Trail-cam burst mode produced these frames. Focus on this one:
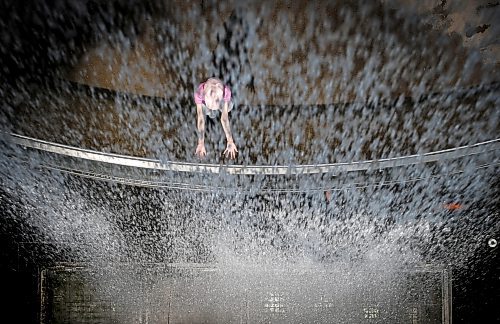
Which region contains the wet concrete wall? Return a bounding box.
[64,0,499,105]
[386,0,500,65]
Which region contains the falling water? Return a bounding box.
[0,0,498,323]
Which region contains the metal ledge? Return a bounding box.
[6,133,500,176]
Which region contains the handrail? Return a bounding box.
[6,133,500,175]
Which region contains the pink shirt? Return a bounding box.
[194,82,232,105]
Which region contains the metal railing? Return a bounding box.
[7,133,500,176]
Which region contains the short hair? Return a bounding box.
[204,78,224,96]
[204,78,224,108]
[204,79,224,109]
[207,87,223,99]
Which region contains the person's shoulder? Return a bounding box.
[195,82,205,93]
[223,85,232,102]
[194,82,206,103]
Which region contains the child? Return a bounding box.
[194,78,238,159]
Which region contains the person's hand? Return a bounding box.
[224,141,238,160]
[246,76,256,95]
[195,142,206,159]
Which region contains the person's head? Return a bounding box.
[204,78,224,110]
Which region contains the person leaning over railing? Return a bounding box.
[194,77,238,160]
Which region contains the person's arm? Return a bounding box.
[196,103,205,143]
[195,103,207,158]
[221,101,238,159]
[220,101,233,143]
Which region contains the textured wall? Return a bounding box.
[385,0,499,65]
[66,0,498,104]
